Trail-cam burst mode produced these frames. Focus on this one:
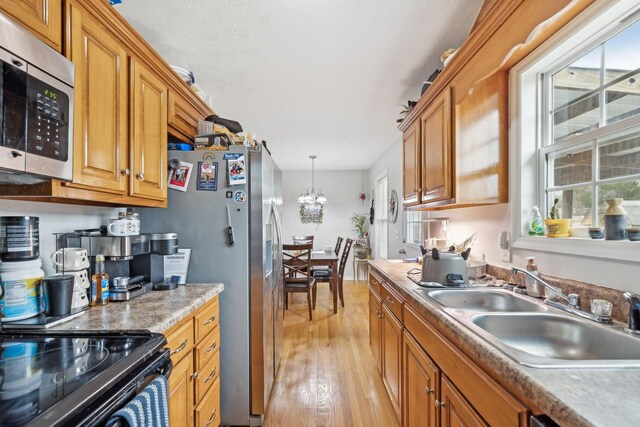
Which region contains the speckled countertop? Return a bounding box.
[369,260,640,427]
[51,283,224,334]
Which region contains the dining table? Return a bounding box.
[310,250,339,314]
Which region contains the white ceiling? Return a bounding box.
[115,0,482,171]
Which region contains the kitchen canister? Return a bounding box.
[604,198,628,240]
[0,259,45,321]
[0,216,40,261]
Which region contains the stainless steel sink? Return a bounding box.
[419,288,547,312]
[470,313,640,368]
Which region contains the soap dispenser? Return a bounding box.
[524,257,544,297]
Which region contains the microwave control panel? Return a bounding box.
[26,75,70,161]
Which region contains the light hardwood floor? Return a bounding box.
[264,280,399,427]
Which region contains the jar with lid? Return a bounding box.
[126,210,140,235]
[0,259,45,321]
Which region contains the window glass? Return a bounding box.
[598,180,640,227]
[546,188,593,227]
[599,128,640,179]
[547,146,593,187]
[604,20,640,84]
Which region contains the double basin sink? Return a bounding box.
[413,288,640,368]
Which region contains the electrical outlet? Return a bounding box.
[498,231,511,263]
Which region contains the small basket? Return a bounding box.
[466,260,487,279]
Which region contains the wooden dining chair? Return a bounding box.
[292,235,314,246]
[283,243,316,320]
[311,236,344,277]
[312,238,353,307]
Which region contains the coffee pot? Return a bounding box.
[421,247,471,285]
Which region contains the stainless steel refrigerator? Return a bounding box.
[139,145,283,426]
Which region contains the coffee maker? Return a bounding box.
[55,231,179,301]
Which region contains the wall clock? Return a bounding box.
[389,190,399,224]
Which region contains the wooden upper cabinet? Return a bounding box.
[67,1,129,195]
[455,72,508,205]
[440,376,488,427]
[421,87,453,204]
[402,119,420,204]
[168,89,207,141]
[0,0,62,51]
[129,57,168,201]
[403,330,439,427]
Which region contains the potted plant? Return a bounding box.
[544,198,571,238]
[350,213,370,259]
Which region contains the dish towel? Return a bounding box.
[107,376,169,427]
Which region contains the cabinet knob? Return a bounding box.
[136,172,145,180]
[435,400,445,408]
[191,371,200,380]
[121,168,130,176]
[425,387,434,394]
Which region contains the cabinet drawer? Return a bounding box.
[380,281,404,322]
[195,297,219,342]
[195,345,220,403]
[195,377,221,427]
[196,325,220,370]
[369,271,382,297]
[166,320,195,365]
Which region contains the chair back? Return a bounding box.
[283,243,313,282]
[292,235,314,246]
[338,238,353,278]
[334,237,344,256]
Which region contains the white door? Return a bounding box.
[375,172,388,259]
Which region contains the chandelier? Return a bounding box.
[298,155,326,224]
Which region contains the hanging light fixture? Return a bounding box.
[298,155,326,224]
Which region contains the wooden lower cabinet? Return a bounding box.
[369,268,532,427]
[164,296,221,427]
[169,354,195,427]
[403,331,439,427]
[382,303,403,420]
[369,288,383,373]
[440,376,487,427]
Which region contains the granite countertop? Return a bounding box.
[369,259,640,427]
[52,283,224,334]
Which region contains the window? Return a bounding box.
[511,0,640,261]
[542,18,640,228]
[375,173,388,259]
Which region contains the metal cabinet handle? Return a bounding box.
[435,400,445,408]
[425,387,434,394]
[204,315,216,325]
[204,367,217,384]
[121,168,130,176]
[205,409,217,426]
[170,339,188,355]
[191,371,199,380]
[136,172,145,180]
[385,296,395,305]
[205,341,218,354]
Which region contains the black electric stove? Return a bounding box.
[0,330,170,427]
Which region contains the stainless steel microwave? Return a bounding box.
[0,12,74,184]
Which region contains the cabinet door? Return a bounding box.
[382,303,403,421]
[67,2,129,194]
[169,353,195,427]
[421,88,453,203]
[0,0,62,51]
[403,331,439,427]
[129,57,168,200]
[440,376,488,427]
[402,119,420,204]
[168,89,207,141]
[369,289,383,374]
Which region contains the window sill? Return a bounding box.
[512,235,640,263]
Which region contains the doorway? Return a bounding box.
[375,172,388,259]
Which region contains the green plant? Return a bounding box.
[548,198,560,219]
[350,213,369,247]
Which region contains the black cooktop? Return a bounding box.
[0,330,166,426]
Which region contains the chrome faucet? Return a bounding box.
[624,292,640,334]
[511,267,611,324]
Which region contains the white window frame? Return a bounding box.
[510,0,640,263]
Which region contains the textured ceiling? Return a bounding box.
[116,0,482,170]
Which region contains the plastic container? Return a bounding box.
[528,206,544,236]
[524,257,544,298]
[0,216,40,261]
[0,259,45,321]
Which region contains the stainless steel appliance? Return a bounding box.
[0,12,74,184]
[55,232,179,300]
[139,145,283,426]
[0,330,170,427]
